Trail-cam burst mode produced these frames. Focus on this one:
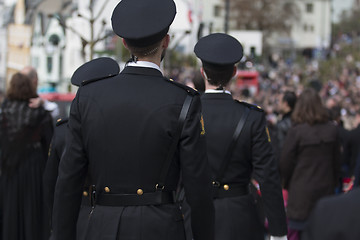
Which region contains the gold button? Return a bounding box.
[104,187,110,193]
[137,189,144,195]
[223,184,229,191]
[83,191,88,197]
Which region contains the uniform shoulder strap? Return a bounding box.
[55,118,69,127]
[156,94,193,190]
[163,78,199,96]
[237,100,264,112]
[213,104,250,186]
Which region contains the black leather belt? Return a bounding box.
[96,191,175,206]
[213,184,249,199]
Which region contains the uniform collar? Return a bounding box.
[127,61,163,75]
[205,89,232,95]
[121,66,164,78]
[202,91,233,101]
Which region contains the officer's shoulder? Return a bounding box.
[235,100,264,112]
[81,74,117,87]
[55,118,69,127]
[163,77,199,96]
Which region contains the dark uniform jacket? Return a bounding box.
[199,92,287,239]
[280,122,340,221]
[43,119,91,239]
[52,66,214,240]
[44,118,68,215]
[302,188,360,240]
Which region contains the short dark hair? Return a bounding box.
[6,73,37,101]
[283,91,297,110]
[125,39,162,58]
[203,64,234,87]
[192,71,205,92]
[292,88,329,125]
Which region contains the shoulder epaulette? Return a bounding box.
[56,118,69,126]
[235,100,264,112]
[163,78,199,96]
[81,74,118,86]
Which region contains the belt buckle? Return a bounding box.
[212,181,221,188]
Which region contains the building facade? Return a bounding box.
[290,0,332,50]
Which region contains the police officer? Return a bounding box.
[51,0,214,240]
[43,57,120,238]
[188,33,288,240]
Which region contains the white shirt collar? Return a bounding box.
[127,61,163,75]
[205,89,232,95]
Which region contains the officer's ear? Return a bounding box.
[200,67,206,80]
[161,34,170,50]
[122,38,129,49]
[232,66,237,78]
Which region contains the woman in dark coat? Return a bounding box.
[0,73,53,240]
[280,88,340,239]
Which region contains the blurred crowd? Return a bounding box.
[1,36,360,239]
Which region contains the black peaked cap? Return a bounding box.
[111,0,176,47]
[194,33,244,69]
[71,57,120,86]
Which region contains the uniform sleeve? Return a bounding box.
[179,94,215,240]
[38,111,54,160]
[52,91,88,239]
[251,111,288,236]
[43,133,61,221]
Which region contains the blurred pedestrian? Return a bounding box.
[186,71,206,93]
[342,111,360,187]
[280,88,341,240]
[21,66,59,120]
[301,188,360,240]
[275,91,297,159]
[185,33,287,240]
[51,0,214,239]
[0,73,53,240]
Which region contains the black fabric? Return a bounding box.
[52,66,214,240]
[302,188,360,240]
[214,107,250,185]
[184,92,287,239]
[194,33,243,66]
[97,191,175,206]
[111,0,176,47]
[71,57,120,86]
[342,124,360,176]
[157,95,192,189]
[43,119,67,217]
[0,99,53,240]
[212,184,249,199]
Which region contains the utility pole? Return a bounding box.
[224,0,230,33]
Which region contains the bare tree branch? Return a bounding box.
[94,1,109,21]
[93,31,113,45]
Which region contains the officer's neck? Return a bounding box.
[136,54,161,68]
[205,80,221,90]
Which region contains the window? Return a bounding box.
[306,3,313,13]
[303,24,308,32]
[214,5,221,17]
[47,56,53,74]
